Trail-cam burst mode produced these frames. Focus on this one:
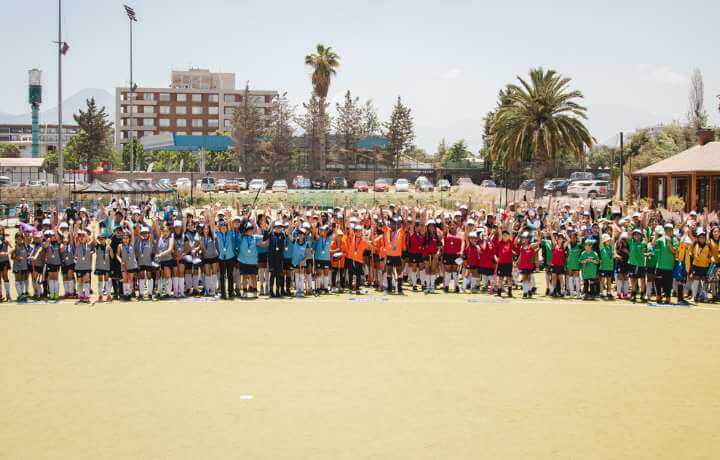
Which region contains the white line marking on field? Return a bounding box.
[240,394,254,400]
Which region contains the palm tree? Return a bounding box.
[489,68,594,198]
[305,44,340,170]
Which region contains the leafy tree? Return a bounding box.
[0,143,21,157]
[487,68,593,198]
[304,44,340,170]
[296,95,329,172]
[145,149,198,172]
[383,96,415,177]
[442,139,471,166]
[231,82,264,175]
[265,92,296,176]
[121,141,144,171]
[43,139,79,173]
[334,91,363,172]
[71,97,114,179]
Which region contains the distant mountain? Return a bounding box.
[0,88,114,126]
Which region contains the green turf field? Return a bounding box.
[2,292,719,459]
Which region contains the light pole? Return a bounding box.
[56,0,69,211]
[124,5,138,173]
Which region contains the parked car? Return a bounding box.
[595,172,611,181]
[414,176,430,187]
[544,178,570,196]
[113,178,129,184]
[217,178,228,191]
[328,177,348,189]
[519,179,535,191]
[457,177,474,186]
[416,178,434,192]
[353,180,369,192]
[200,176,216,192]
[158,178,172,187]
[28,180,48,187]
[394,178,410,192]
[569,171,595,182]
[236,177,248,190]
[373,178,390,192]
[480,179,497,188]
[221,179,240,192]
[271,179,288,192]
[0,176,11,187]
[248,179,267,192]
[311,178,328,189]
[175,177,191,188]
[567,180,610,199]
[295,177,312,189]
[437,179,451,191]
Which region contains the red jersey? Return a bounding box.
[463,244,480,267]
[495,239,514,265]
[423,236,439,257]
[551,246,566,267]
[478,241,496,269]
[408,232,424,254]
[443,232,462,255]
[517,246,536,270]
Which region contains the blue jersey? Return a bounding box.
[283,229,296,260]
[215,229,235,260]
[237,234,263,265]
[290,238,312,267]
[313,236,332,261]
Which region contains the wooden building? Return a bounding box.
[633,136,719,211]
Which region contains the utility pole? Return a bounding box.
[619,132,624,201]
[57,0,64,211]
[124,5,138,173]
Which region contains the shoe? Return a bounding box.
[454,286,460,294]
[443,286,449,293]
[522,293,528,299]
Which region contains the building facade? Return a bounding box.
[115,68,277,148]
[0,123,80,157]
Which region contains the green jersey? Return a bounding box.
[541,239,553,266]
[566,242,582,271]
[580,250,599,279]
[654,237,676,270]
[599,244,615,272]
[628,239,647,267]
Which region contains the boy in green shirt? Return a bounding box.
[580,240,599,301]
[565,231,583,299]
[628,229,648,303]
[599,234,615,300]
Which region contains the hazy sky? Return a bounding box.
[2,0,719,151]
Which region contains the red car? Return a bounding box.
[373,179,389,192]
[353,180,369,192]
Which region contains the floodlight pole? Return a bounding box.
[57,0,64,211]
[128,14,135,172]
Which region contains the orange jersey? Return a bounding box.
[383,227,405,257]
[330,238,346,268]
[372,234,386,258]
[345,232,369,263]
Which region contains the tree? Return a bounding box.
[231,82,264,176]
[383,96,415,177]
[304,44,340,171]
[688,68,708,130]
[360,100,381,137]
[72,97,114,179]
[487,68,593,198]
[296,95,328,172]
[442,139,471,166]
[266,92,296,177]
[43,140,79,173]
[0,143,21,158]
[121,141,144,171]
[437,138,447,159]
[334,90,363,172]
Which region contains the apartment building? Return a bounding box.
[0,123,80,157]
[115,68,277,147]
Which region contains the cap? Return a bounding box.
[601,233,612,243]
[244,222,254,230]
[468,231,478,238]
[232,216,242,222]
[335,229,344,236]
[218,220,228,227]
[79,207,87,213]
[173,220,182,227]
[273,220,284,227]
[632,212,641,218]
[42,219,51,225]
[140,226,150,233]
[59,222,69,229]
[459,204,468,210]
[620,232,628,239]
[632,228,641,234]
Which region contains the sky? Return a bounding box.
[2,0,719,152]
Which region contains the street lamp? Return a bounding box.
[124,4,138,172]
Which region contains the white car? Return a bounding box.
[566,180,610,199]
[175,177,191,188]
[248,179,267,192]
[271,179,288,192]
[394,178,410,192]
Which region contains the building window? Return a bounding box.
[224,94,235,103]
[192,106,203,115]
[177,94,187,102]
[177,119,187,127]
[159,93,171,102]
[175,106,186,115]
[192,119,203,128]
[208,119,219,128]
[175,131,187,136]
[143,106,154,114]
[159,106,170,114]
[192,93,202,102]
[142,93,154,101]
[209,94,219,103]
[142,118,154,127]
[209,106,219,115]
[159,119,170,127]
[144,130,154,136]
[223,119,232,129]
[192,131,202,136]
[224,107,235,115]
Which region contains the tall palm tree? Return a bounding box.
[305,44,339,170]
[489,68,594,198]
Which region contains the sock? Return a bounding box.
[184,274,191,292]
[522,280,529,294]
[444,273,450,287]
[452,272,459,289]
[15,281,23,297]
[69,279,76,294]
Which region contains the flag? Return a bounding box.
[179,159,184,172]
